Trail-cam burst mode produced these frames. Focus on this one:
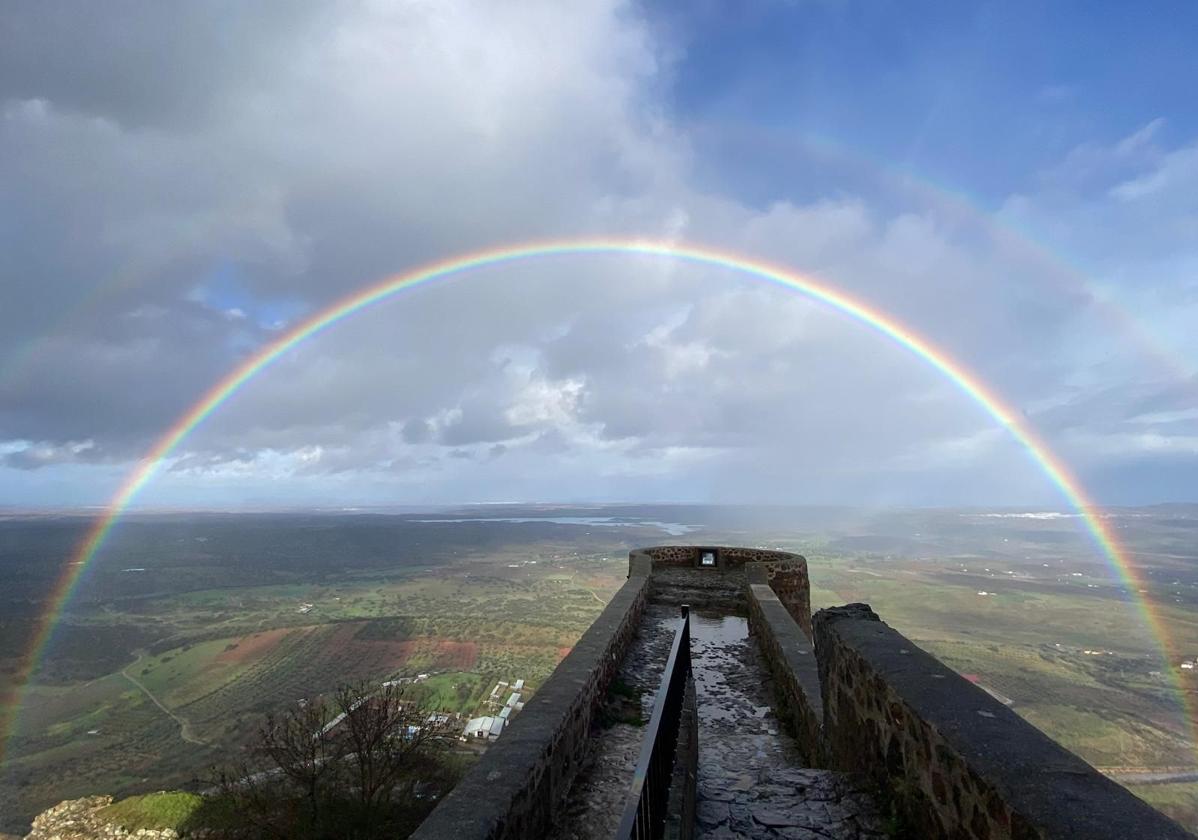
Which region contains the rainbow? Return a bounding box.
[689,119,1198,383]
[5,130,1194,400]
[3,238,1193,764]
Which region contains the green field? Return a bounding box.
[0,514,639,833]
[3,507,1198,832]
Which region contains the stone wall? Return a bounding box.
[648,567,748,612]
[719,546,805,569]
[635,545,698,567]
[411,567,651,840]
[814,603,1194,840]
[417,547,1193,839]
[636,547,811,623]
[746,559,812,638]
[745,583,825,766]
[664,678,698,840]
[634,545,804,570]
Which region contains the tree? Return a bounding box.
[209,682,461,839]
[332,681,453,818]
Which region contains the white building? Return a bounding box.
[462,714,509,741]
[462,716,494,739]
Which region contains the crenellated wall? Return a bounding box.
[636,546,811,629]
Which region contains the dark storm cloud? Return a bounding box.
[0,1,330,129]
[0,294,283,456]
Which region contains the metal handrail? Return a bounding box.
[615,604,692,840]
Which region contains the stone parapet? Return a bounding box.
[632,547,811,625]
[746,559,812,638]
[746,583,825,766]
[814,603,1194,840]
[631,545,806,571]
[411,570,651,840]
[664,678,698,840]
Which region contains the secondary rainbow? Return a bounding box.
[690,120,1198,384]
[4,238,1192,764]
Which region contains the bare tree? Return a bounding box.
[332,681,451,813]
[208,681,459,839]
[258,698,346,828]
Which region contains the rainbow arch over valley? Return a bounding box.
[3,238,1194,764]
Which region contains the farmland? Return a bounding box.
[0,511,646,832]
[2,505,1198,832]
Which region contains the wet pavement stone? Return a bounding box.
[555,594,886,840]
[688,611,887,839]
[552,604,680,840]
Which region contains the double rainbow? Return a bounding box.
[3,238,1192,763]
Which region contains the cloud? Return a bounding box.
[998,121,1198,388]
[1,2,1196,507]
[0,1,336,129]
[1,439,98,471]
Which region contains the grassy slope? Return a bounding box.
[97,791,205,831]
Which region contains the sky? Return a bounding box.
[0,0,1196,509]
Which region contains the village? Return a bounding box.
[314,672,533,746]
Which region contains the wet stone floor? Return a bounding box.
[554,604,887,840]
[553,604,680,840]
[689,611,887,840]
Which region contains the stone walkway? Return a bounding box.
[552,604,680,840]
[689,612,887,840]
[555,602,886,840]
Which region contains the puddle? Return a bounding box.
[687,610,800,766]
[689,613,753,724]
[690,612,749,645]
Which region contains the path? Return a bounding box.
[120,655,208,746]
[552,604,678,839]
[555,602,886,839]
[566,571,611,606]
[689,611,886,839]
